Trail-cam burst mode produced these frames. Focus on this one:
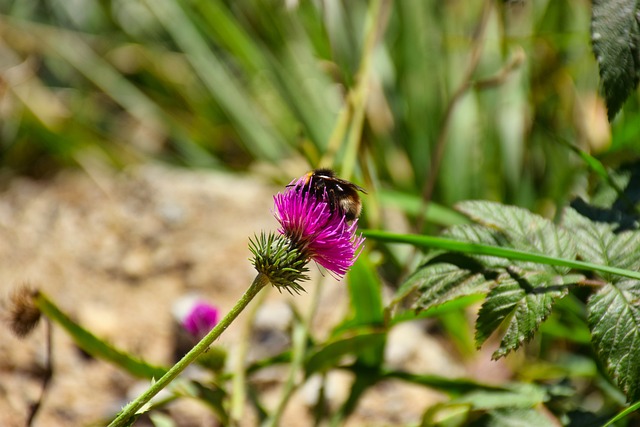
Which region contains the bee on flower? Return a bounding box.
[251,169,365,293]
[274,169,365,279]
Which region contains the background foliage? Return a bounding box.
[3,0,640,425]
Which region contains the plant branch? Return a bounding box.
[108,273,270,427]
[26,319,53,427]
[230,286,268,425]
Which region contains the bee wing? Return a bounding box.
[342,180,367,194]
[325,175,366,194]
[352,183,367,194]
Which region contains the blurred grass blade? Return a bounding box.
[0,16,220,167]
[35,291,167,379]
[33,24,165,129]
[564,141,629,202]
[345,255,385,366]
[378,189,470,226]
[187,381,229,425]
[304,331,385,375]
[147,0,286,161]
[603,400,640,426]
[347,255,384,326]
[194,1,336,150]
[382,370,505,395]
[440,310,476,357]
[363,229,640,281]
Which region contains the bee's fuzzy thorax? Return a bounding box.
[298,169,366,222]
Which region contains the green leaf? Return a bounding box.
[390,294,485,326]
[588,281,640,401]
[304,332,386,376]
[345,256,385,367]
[455,200,546,232]
[382,370,506,396]
[603,399,640,426]
[398,224,511,314]
[571,162,640,232]
[189,381,229,425]
[444,224,512,268]
[452,383,547,410]
[34,292,167,379]
[456,201,576,273]
[422,384,552,427]
[415,202,584,358]
[591,0,640,120]
[564,208,640,401]
[469,408,556,427]
[537,304,592,345]
[407,259,493,312]
[564,208,640,282]
[347,256,384,326]
[363,229,640,282]
[475,269,579,359]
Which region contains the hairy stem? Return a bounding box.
[108,273,270,427]
[230,287,268,424]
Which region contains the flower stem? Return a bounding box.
[230,286,267,424]
[108,273,270,427]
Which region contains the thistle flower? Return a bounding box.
[250,173,364,293]
[274,175,364,279]
[182,302,220,339]
[250,231,309,293]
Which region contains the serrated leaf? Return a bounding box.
[456,201,576,273]
[588,280,640,401]
[444,224,512,268]
[563,208,640,401]
[365,229,640,282]
[406,258,494,312]
[592,0,640,120]
[456,201,548,233]
[475,270,577,359]
[390,295,485,326]
[563,208,640,282]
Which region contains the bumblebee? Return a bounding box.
[298,168,366,221]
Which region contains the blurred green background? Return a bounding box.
[4,2,640,424]
[1,0,638,210]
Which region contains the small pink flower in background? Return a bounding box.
[273,175,364,279]
[182,302,220,339]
